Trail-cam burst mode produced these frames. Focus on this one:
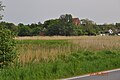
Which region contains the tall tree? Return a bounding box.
[59,14,73,24]
[18,24,31,36]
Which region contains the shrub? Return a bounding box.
[0,27,17,67]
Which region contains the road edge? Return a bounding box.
[61,68,120,80]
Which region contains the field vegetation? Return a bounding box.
[0,36,120,80]
[1,2,120,80]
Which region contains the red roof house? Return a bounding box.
[72,18,80,26]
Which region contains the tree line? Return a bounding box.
[0,14,120,36]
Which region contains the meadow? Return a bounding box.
[0,36,120,80]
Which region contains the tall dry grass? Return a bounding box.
[15,36,88,40]
[16,36,120,64]
[17,42,75,64]
[71,36,120,51]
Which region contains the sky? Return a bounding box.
[1,0,120,24]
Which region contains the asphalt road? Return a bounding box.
[62,69,120,80]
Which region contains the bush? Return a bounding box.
[0,27,17,67]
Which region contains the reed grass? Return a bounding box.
[17,40,75,64]
[71,36,120,51]
[17,36,120,63]
[0,36,120,80]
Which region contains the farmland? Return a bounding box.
[0,36,120,80]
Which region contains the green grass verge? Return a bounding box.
[0,50,120,80]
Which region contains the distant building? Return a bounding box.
[39,27,46,36]
[100,29,113,36]
[108,29,113,34]
[72,18,80,26]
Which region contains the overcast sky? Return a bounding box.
[1,0,120,24]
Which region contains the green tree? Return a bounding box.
[59,14,73,24]
[0,27,17,67]
[30,22,43,36]
[44,18,78,36]
[31,27,42,36]
[59,14,78,36]
[45,19,62,36]
[0,22,18,34]
[18,24,31,36]
[75,26,83,35]
[62,23,77,36]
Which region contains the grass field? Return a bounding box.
[0,36,120,80]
